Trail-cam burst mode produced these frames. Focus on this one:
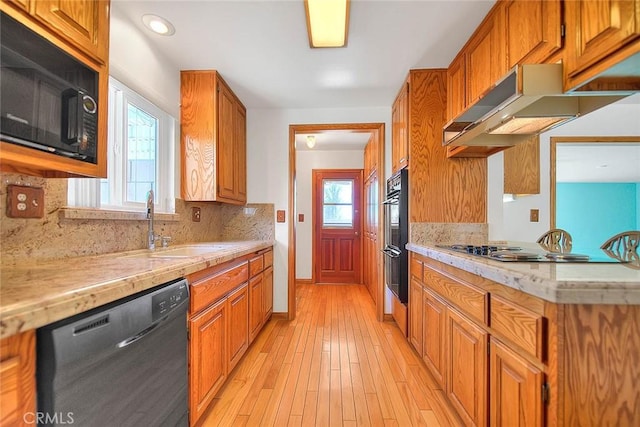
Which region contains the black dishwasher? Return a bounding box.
[36,278,189,427]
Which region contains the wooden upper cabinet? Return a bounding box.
[446,52,466,122]
[504,0,562,68]
[466,4,506,107]
[364,134,377,179]
[391,81,409,173]
[33,0,110,64]
[564,0,640,90]
[181,70,247,204]
[3,0,28,11]
[503,135,540,195]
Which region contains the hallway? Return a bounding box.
[199,284,461,426]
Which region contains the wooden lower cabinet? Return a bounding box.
[0,330,36,427]
[446,307,488,427]
[227,283,249,373]
[422,287,446,387]
[189,297,227,425]
[249,274,264,343]
[490,338,543,427]
[263,266,273,323]
[408,276,423,352]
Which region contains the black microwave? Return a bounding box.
[0,11,98,164]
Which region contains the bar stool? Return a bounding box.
[601,231,640,265]
[537,228,573,253]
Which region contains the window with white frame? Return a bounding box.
[68,77,175,213]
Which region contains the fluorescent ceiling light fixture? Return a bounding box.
[306,135,317,148]
[304,0,350,48]
[142,14,175,36]
[488,116,576,135]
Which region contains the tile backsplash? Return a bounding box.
[0,173,274,265]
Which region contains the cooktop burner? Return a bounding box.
[438,244,622,263]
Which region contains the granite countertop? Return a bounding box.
[0,240,273,339]
[407,243,640,305]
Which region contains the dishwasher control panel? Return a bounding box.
[152,279,189,322]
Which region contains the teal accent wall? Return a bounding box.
[556,182,638,252]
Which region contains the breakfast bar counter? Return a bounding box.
[407,243,640,305]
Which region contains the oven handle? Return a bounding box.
[381,247,401,258]
[382,195,399,205]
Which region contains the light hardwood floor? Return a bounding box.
[199,284,461,426]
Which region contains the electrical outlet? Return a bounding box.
[530,209,539,222]
[7,185,44,218]
[276,210,286,223]
[191,207,201,222]
[298,213,304,222]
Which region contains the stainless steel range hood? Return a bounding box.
[443,63,629,148]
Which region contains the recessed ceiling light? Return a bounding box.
[142,14,175,36]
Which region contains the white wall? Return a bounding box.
[246,107,391,313]
[295,150,365,279]
[488,97,640,242]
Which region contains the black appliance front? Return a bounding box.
[0,11,98,163]
[383,168,408,304]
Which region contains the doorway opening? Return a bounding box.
[288,123,385,321]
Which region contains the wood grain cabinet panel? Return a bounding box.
[466,4,506,107]
[503,135,540,195]
[422,287,446,388]
[249,274,264,343]
[263,265,273,323]
[0,331,36,427]
[424,266,487,325]
[190,261,249,314]
[227,283,249,373]
[504,0,562,68]
[408,276,423,353]
[33,0,110,63]
[189,297,227,425]
[564,0,640,90]
[181,70,247,205]
[391,81,409,173]
[3,0,28,12]
[490,338,543,427]
[446,307,488,427]
[446,52,466,122]
[249,254,264,278]
[490,293,545,360]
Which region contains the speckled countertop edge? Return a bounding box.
[0,240,273,339]
[406,243,640,305]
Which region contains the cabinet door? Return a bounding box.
[249,274,264,343]
[503,135,540,195]
[408,276,423,353]
[263,266,273,323]
[217,81,237,201]
[447,53,466,121]
[466,5,506,107]
[189,298,227,425]
[235,103,247,203]
[565,0,640,80]
[490,338,543,427]
[504,0,562,68]
[0,331,36,427]
[3,0,29,12]
[227,284,249,372]
[422,288,446,387]
[391,82,408,173]
[446,307,488,427]
[33,0,110,63]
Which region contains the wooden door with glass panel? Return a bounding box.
[313,170,363,284]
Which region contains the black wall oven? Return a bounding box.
[383,169,408,304]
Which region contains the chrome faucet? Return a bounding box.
[146,189,157,250]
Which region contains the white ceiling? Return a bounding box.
[111,0,496,109]
[556,143,640,182]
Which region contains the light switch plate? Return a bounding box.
[276,210,285,223]
[530,209,539,222]
[7,185,44,218]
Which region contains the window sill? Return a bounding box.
[59,207,181,222]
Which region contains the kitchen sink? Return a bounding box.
[125,244,232,259]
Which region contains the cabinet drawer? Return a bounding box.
[191,262,249,314]
[490,294,545,360]
[423,267,487,324]
[249,255,264,278]
[264,250,273,268]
